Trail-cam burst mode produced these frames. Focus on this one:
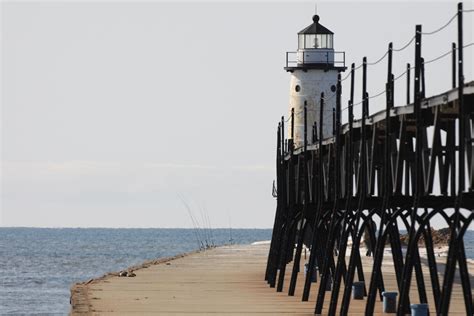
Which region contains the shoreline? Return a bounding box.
[69,248,204,314]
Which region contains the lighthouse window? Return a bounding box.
[295,85,301,92]
[304,34,317,48]
[321,35,327,48]
[298,35,304,49]
[313,34,333,49]
[299,33,333,49]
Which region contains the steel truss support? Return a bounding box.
[265,3,473,315]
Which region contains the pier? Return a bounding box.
[70,243,472,315]
[70,244,310,315]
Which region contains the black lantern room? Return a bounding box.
[298,15,334,50]
[284,14,345,71]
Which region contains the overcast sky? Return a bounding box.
[1,1,473,228]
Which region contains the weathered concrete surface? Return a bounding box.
[70,243,472,315]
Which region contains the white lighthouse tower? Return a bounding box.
[285,14,346,148]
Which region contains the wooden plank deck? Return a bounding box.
[70,243,473,315]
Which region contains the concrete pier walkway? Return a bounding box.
[70,243,472,315]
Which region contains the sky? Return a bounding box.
[1,1,473,228]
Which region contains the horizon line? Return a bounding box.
[0,226,274,229]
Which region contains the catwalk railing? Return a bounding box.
[265,3,474,315]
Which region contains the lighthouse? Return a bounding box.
[285,14,346,148]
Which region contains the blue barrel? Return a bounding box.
[382,291,397,313]
[352,281,364,299]
[411,303,428,316]
[304,263,317,282]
